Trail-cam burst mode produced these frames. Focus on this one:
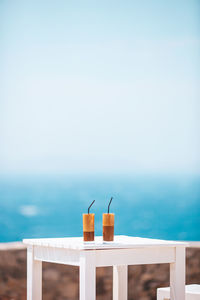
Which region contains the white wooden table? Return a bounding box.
[23,235,188,300]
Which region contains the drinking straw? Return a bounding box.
[88,200,95,214]
[108,197,113,214]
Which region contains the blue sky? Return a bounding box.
[0,0,199,174]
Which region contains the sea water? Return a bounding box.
[0,174,199,242]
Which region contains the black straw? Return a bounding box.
[88,200,95,214]
[108,197,113,214]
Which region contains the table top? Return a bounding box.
[23,235,188,250]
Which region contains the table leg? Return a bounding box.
[27,246,42,300]
[170,247,185,300]
[113,265,128,300]
[80,254,96,300]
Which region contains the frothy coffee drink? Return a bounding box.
[103,213,114,241]
[83,213,94,242]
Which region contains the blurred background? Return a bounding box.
[0,0,200,242]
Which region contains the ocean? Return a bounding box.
[0,174,200,242]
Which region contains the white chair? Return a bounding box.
[157,284,200,300]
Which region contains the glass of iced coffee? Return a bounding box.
[83,200,95,242]
[103,197,114,242]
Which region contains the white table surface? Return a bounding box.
[23,235,188,250]
[24,235,188,300]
